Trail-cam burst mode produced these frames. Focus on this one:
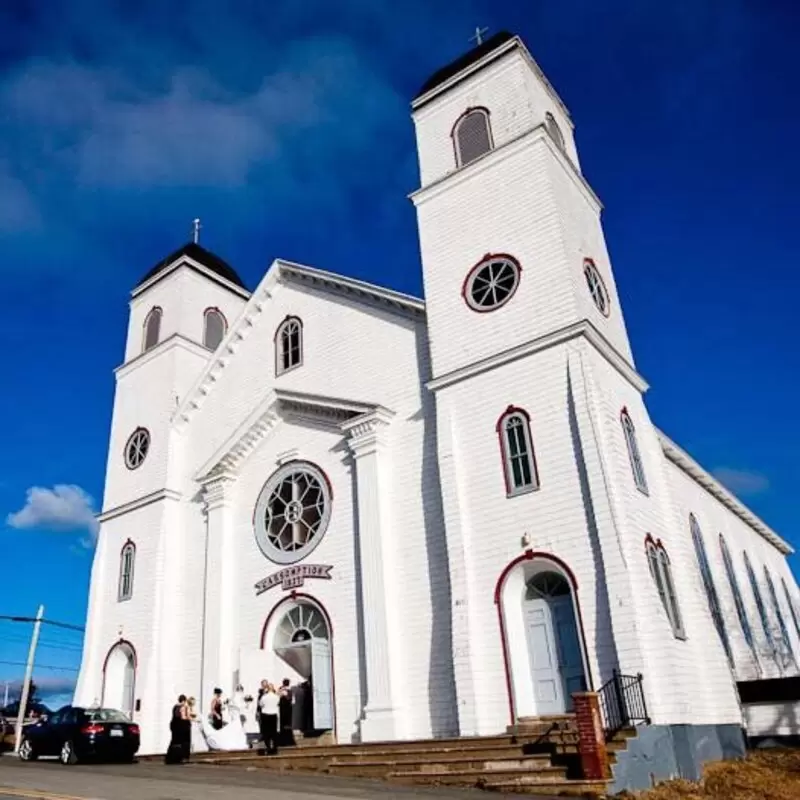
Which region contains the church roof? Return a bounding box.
[135,242,248,293]
[415,31,516,100]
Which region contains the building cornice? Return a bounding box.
[409,124,601,212]
[98,488,182,523]
[115,333,210,378]
[411,36,571,123]
[194,387,389,482]
[658,431,792,555]
[427,320,648,394]
[131,254,251,301]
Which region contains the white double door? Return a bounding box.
[524,595,585,715]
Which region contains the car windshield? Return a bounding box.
[86,708,131,723]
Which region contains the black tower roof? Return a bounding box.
[135,242,247,292]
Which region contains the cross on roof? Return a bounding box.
[192,218,202,244]
[470,26,489,46]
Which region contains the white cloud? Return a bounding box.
[712,467,770,497]
[6,484,99,545]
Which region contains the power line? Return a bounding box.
[0,615,84,632]
[0,660,79,673]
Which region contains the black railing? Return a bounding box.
[598,670,650,739]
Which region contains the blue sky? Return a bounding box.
[1,0,798,705]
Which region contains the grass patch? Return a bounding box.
[620,749,800,800]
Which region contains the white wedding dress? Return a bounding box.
[202,703,248,751]
[190,718,209,753]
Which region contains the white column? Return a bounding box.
[342,408,400,741]
[200,472,238,710]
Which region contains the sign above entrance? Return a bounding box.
[255,564,333,595]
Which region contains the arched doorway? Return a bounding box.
[252,596,335,734]
[496,553,590,720]
[102,641,136,717]
[523,571,586,714]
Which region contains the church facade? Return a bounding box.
[75,32,800,782]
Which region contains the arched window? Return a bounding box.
[646,537,685,638]
[765,567,795,664]
[142,307,162,352]
[118,540,135,602]
[275,316,303,375]
[690,516,732,664]
[545,112,565,150]
[744,551,774,655]
[203,307,227,351]
[719,534,755,652]
[452,108,493,168]
[583,259,610,316]
[621,409,648,495]
[497,407,540,496]
[782,578,800,641]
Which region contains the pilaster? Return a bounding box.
[341,408,402,741]
[200,470,238,710]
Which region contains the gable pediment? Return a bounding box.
[194,387,388,482]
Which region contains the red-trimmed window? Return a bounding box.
[645,536,685,639]
[463,254,521,312]
[621,409,648,495]
[583,259,610,316]
[142,307,162,353]
[118,540,136,602]
[497,406,540,496]
[452,107,493,168]
[275,316,303,375]
[203,307,227,351]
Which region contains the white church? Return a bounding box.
[75,31,800,776]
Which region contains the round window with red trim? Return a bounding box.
[463,255,521,312]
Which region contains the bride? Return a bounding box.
[202,687,248,751]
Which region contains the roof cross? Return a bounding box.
[470,26,489,46]
[192,218,202,244]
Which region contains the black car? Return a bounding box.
[18,705,140,764]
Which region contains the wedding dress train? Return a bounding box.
[202,704,248,751]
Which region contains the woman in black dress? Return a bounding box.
[278,679,295,747]
[165,695,190,763]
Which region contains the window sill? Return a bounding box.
[636,485,650,497]
[276,363,303,378]
[506,485,540,499]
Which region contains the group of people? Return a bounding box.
[165,679,295,763]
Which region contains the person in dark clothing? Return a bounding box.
[210,688,224,731]
[278,679,295,747]
[165,695,190,763]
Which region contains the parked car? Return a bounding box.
[18,705,140,765]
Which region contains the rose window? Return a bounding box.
[124,428,150,470]
[254,461,331,564]
[464,255,521,311]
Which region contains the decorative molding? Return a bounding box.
[194,388,387,482]
[658,431,792,555]
[97,488,181,523]
[116,333,210,379]
[201,471,235,512]
[276,448,300,466]
[341,407,395,456]
[427,320,647,394]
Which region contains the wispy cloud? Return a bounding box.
[712,467,770,497]
[6,485,99,546]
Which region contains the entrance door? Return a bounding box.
[524,571,586,715]
[102,643,135,717]
[524,600,564,714]
[310,638,333,730]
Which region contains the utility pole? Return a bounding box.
[14,605,43,753]
[3,680,8,707]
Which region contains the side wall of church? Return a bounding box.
[664,460,800,683]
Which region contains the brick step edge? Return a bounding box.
[482,779,609,797]
[389,765,567,780]
[329,755,554,769]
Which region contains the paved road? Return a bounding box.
[0,757,533,800]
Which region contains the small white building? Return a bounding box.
[74,31,800,787]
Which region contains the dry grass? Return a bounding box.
[619,749,800,800]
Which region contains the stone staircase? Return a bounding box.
[163,714,639,796]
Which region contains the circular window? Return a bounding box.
[583,260,610,316]
[463,255,521,312]
[124,428,150,470]
[254,462,332,564]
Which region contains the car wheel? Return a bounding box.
[18,738,37,761]
[60,740,78,765]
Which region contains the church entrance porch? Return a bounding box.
[242,595,335,741]
[496,553,590,721]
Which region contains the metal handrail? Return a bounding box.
[598,670,650,739]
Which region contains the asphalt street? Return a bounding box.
[0,756,539,800]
